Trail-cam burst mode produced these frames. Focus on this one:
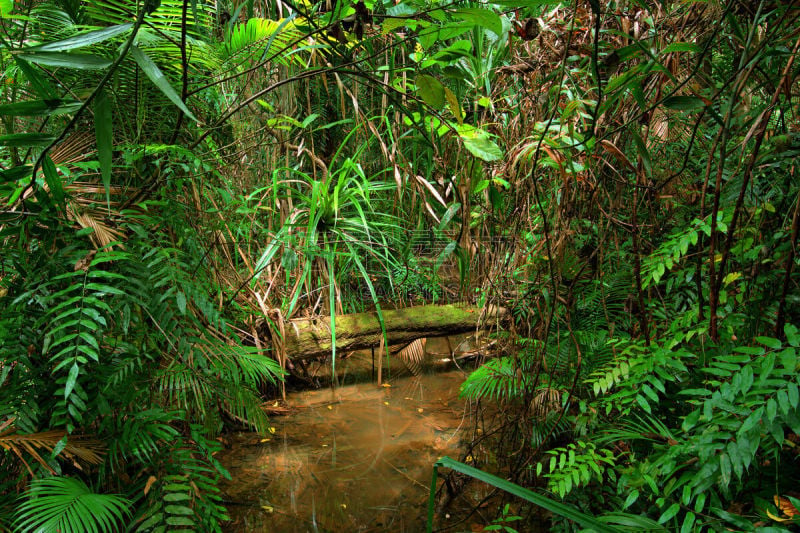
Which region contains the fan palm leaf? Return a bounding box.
[14,477,131,533]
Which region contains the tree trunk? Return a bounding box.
[283,304,507,360]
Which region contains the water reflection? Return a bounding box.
[219,369,470,532]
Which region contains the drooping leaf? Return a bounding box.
[0,133,55,147]
[42,156,65,210]
[18,52,113,70]
[130,46,197,122]
[0,165,33,182]
[14,57,56,99]
[453,7,503,36]
[428,457,620,532]
[26,23,132,52]
[0,99,82,116]
[416,75,445,109]
[444,87,462,124]
[659,42,701,54]
[64,362,79,399]
[94,89,113,206]
[457,124,503,161]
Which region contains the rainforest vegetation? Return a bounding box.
[1,0,799,530]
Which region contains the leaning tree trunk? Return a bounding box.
[281,304,507,360]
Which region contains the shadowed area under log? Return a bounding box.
[281,304,508,360]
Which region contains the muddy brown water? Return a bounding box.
[218,345,479,532]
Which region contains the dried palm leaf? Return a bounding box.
[531,387,562,418]
[0,421,105,475]
[50,132,95,166]
[395,337,427,376]
[69,207,125,248]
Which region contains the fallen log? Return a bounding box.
[282,304,507,360]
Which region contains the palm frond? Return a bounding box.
[14,477,131,533]
[0,423,105,475]
[223,17,307,66]
[395,337,426,376]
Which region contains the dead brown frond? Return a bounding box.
[531,387,562,418]
[0,419,105,475]
[49,132,95,166]
[69,206,126,249]
[395,337,427,376]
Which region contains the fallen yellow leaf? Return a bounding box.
[262,505,273,513]
[260,438,271,443]
[144,475,157,496]
[327,405,333,410]
[417,408,424,413]
[381,383,392,388]
[268,427,276,434]
[384,401,389,405]
[773,495,799,520]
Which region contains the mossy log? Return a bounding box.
[283,304,507,360]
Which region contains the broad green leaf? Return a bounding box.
[165,516,194,526]
[0,165,32,182]
[14,57,56,99]
[18,52,113,70]
[491,0,561,5]
[438,202,461,231]
[416,74,445,108]
[381,17,407,34]
[0,99,82,116]
[680,512,695,533]
[453,7,503,36]
[65,362,79,399]
[660,42,701,54]
[430,457,620,532]
[176,291,187,314]
[659,503,680,524]
[130,46,197,122]
[0,0,11,16]
[26,23,132,51]
[0,133,55,147]
[42,156,65,210]
[756,336,782,350]
[94,89,113,206]
[457,124,503,162]
[444,87,462,124]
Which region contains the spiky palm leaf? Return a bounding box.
[223,17,308,66]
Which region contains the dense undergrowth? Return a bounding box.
[1,0,799,531]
